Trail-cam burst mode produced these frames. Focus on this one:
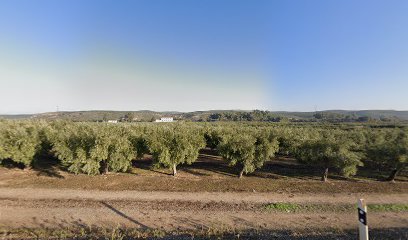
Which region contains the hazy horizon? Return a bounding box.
[2,108,408,116]
[1,0,407,114]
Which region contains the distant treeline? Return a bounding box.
[102,110,407,123]
[3,110,408,123]
[205,110,403,123]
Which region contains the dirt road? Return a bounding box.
[1,187,407,232]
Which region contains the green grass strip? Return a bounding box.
[263,203,408,213]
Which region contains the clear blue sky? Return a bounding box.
[0,0,407,113]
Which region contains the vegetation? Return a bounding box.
[0,120,407,181]
[218,129,279,178]
[295,131,363,181]
[46,123,138,175]
[0,120,42,168]
[368,203,408,212]
[4,224,408,240]
[264,202,408,213]
[3,109,408,123]
[264,203,300,212]
[366,128,407,181]
[146,125,205,176]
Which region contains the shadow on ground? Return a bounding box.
[100,201,149,229]
[131,152,408,183]
[32,157,64,179]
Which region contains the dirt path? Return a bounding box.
[1,187,407,204]
[1,187,407,232]
[1,167,407,194]
[2,206,407,231]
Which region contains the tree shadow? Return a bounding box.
[0,156,64,179]
[256,158,371,182]
[247,158,320,180]
[100,201,149,229]
[0,158,25,169]
[185,154,238,177]
[32,156,65,179]
[132,158,173,176]
[180,167,211,176]
[199,148,219,156]
[356,166,408,182]
[182,155,318,179]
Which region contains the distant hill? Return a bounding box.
[1,110,408,122]
[0,114,33,119]
[325,110,408,120]
[32,110,175,122]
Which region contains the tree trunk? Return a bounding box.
[23,166,33,171]
[387,168,402,182]
[239,168,244,179]
[321,167,328,182]
[100,160,109,174]
[172,163,177,177]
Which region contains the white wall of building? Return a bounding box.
[155,117,174,122]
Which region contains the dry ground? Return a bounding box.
[0,155,407,239]
[1,187,408,239]
[1,154,407,193]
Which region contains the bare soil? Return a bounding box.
[1,187,407,239]
[0,155,407,239]
[1,155,407,194]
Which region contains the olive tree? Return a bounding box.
[89,125,135,173]
[296,131,363,182]
[128,125,150,159]
[366,128,407,181]
[146,125,205,176]
[218,129,279,178]
[48,123,97,174]
[0,121,42,168]
[203,126,225,150]
[271,126,321,157]
[48,123,136,175]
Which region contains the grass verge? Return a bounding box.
[263,203,408,213]
[1,226,407,240]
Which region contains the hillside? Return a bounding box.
[1,110,408,122]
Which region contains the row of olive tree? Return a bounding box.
[271,126,406,181]
[204,124,406,181]
[0,120,406,181]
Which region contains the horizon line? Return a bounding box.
[1,108,408,116]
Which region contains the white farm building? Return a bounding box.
[155,117,174,122]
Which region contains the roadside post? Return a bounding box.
[358,199,369,240]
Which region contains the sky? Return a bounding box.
[0,0,407,114]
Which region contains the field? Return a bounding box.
[1,120,408,239]
[3,0,408,238]
[1,153,408,239]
